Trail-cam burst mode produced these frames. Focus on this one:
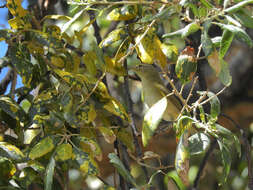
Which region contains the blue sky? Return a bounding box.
[0,0,28,93]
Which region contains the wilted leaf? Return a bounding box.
[0,142,25,162]
[175,131,190,186]
[29,136,55,160]
[55,143,73,161]
[188,133,210,155]
[108,153,137,187]
[142,96,167,147]
[78,137,102,161]
[219,30,234,59]
[45,156,55,190]
[107,5,137,21]
[207,49,221,76]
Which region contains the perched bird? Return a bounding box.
[133,64,182,121]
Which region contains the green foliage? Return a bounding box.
[0,0,252,189]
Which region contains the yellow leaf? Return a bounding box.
[107,5,137,21]
[55,143,73,161]
[115,128,135,152]
[104,98,129,121]
[29,136,55,160]
[104,55,126,76]
[51,56,65,68]
[135,30,167,68]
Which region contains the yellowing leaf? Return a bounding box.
[29,136,55,160]
[55,143,73,161]
[51,56,65,68]
[79,137,102,161]
[161,43,178,63]
[0,157,16,179]
[98,126,116,144]
[100,28,127,48]
[107,5,137,21]
[104,98,129,121]
[104,55,126,76]
[207,49,221,76]
[142,96,167,147]
[83,51,97,76]
[0,142,25,161]
[135,30,167,68]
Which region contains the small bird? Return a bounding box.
[133,64,182,121]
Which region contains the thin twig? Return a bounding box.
[220,113,253,190]
[0,4,6,8]
[68,1,173,6]
[162,73,190,112]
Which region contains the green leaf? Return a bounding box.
[206,91,221,120]
[201,33,213,56]
[62,9,86,33]
[214,22,253,47]
[29,136,55,160]
[219,30,234,59]
[218,59,232,86]
[108,153,137,187]
[163,22,200,38]
[175,131,190,186]
[234,10,253,29]
[44,156,56,190]
[188,133,210,155]
[0,96,26,122]
[142,96,167,147]
[182,22,200,38]
[55,143,73,161]
[166,170,186,190]
[176,116,194,140]
[200,0,214,8]
[0,142,25,162]
[224,0,253,13]
[217,140,231,184]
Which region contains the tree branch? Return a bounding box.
[0,68,14,95]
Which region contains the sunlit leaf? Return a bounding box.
[107,5,137,21]
[104,98,129,121]
[135,30,167,68]
[62,9,86,33]
[161,44,178,63]
[24,123,41,145]
[234,10,253,29]
[45,156,56,190]
[214,22,253,47]
[73,147,99,176]
[98,127,116,144]
[0,142,25,162]
[142,96,167,147]
[55,143,73,161]
[224,0,253,13]
[29,136,55,160]
[108,153,137,187]
[175,46,197,84]
[188,133,210,155]
[0,96,26,122]
[99,28,127,48]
